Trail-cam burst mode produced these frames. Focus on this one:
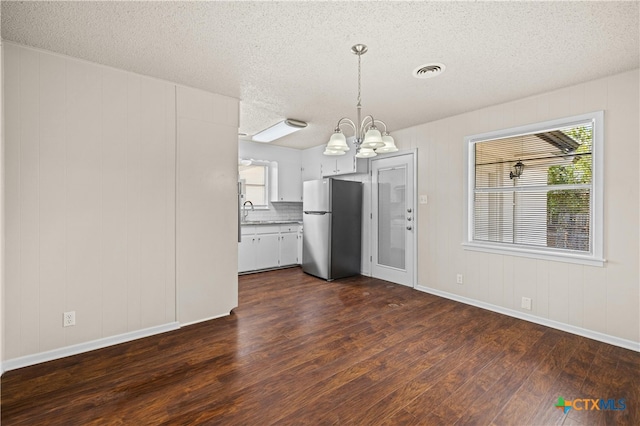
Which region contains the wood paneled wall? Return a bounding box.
[176,86,238,325]
[1,40,5,364]
[2,43,239,363]
[394,69,640,345]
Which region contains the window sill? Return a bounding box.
[462,242,605,267]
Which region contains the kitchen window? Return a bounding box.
[463,111,604,266]
[239,162,269,208]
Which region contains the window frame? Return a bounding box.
[463,111,604,266]
[239,161,270,209]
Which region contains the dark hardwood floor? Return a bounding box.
[2,267,638,425]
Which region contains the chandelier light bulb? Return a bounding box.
[327,131,349,151]
[355,147,377,158]
[376,133,399,153]
[323,148,346,156]
[362,127,384,149]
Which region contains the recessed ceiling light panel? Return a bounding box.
[413,63,446,79]
[252,119,307,143]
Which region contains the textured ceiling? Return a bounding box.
[2,1,639,149]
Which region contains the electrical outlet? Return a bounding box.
[63,311,76,327]
[521,297,532,311]
[456,274,463,285]
[419,195,428,204]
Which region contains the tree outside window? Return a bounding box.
[547,126,592,251]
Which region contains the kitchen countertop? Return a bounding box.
[241,221,302,226]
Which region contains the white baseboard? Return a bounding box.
[416,285,640,352]
[179,311,232,328]
[2,322,181,374]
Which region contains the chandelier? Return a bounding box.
[323,44,398,158]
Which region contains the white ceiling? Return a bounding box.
[2,1,638,149]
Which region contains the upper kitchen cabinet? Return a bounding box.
[323,150,368,177]
[302,142,367,181]
[302,145,324,181]
[270,160,302,202]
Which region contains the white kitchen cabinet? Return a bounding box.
[238,233,279,272]
[302,143,367,181]
[238,235,256,273]
[323,150,368,176]
[320,155,339,176]
[279,224,299,234]
[255,234,280,270]
[238,224,303,272]
[338,151,366,174]
[302,145,324,182]
[254,225,280,235]
[279,233,298,266]
[270,160,302,202]
[297,226,303,265]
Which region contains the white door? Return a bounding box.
[371,153,416,287]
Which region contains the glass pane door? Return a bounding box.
[377,166,406,270]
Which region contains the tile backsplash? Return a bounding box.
[243,202,303,222]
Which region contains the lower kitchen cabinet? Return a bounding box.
[238,235,255,272]
[238,224,302,273]
[279,233,298,266]
[297,227,303,264]
[255,234,280,270]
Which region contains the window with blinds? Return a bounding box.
[464,112,604,265]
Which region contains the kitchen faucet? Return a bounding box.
[242,200,254,222]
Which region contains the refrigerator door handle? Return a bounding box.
[304,211,328,215]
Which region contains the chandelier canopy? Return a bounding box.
[323,44,398,158]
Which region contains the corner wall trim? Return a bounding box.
[415,285,640,353]
[2,322,181,374]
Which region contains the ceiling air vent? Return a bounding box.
[413,63,446,79]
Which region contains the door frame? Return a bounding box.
[367,149,418,288]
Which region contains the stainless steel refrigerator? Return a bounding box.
[302,178,362,280]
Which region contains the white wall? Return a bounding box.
[393,69,640,347]
[1,38,5,370]
[177,86,238,325]
[3,43,177,360]
[2,43,239,368]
